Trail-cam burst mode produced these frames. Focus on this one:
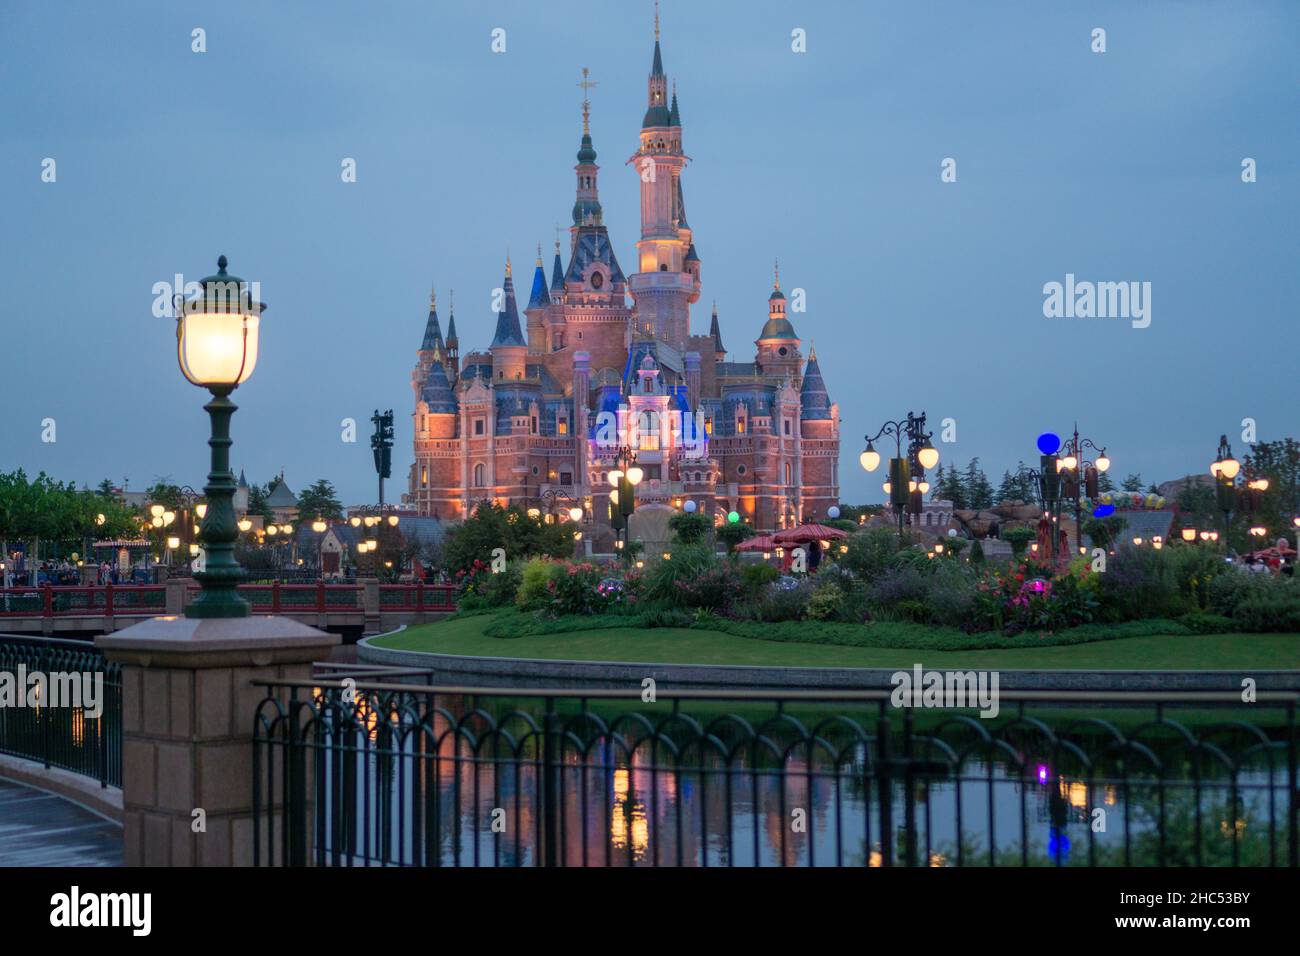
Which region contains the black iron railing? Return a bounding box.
[252,677,1298,867]
[0,635,121,788]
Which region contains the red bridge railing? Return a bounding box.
[0,582,457,618]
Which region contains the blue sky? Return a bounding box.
[2,0,1297,505]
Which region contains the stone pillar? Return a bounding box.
[361,577,380,633]
[97,616,338,866]
[164,576,191,615]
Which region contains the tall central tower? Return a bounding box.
[627,6,700,351]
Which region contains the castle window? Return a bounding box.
[736,418,746,435]
[473,463,485,487]
[783,419,791,436]
[558,419,568,436]
[659,264,668,272]
[531,416,538,434]
[638,410,660,450]
[785,462,792,485]
[421,465,428,486]
[704,417,712,436]
[560,471,572,485]
[474,418,485,436]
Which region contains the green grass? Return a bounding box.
[372,611,1300,671]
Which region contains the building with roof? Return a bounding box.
[405,13,840,546]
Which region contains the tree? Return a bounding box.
[1096,469,1116,494]
[245,483,274,520]
[935,463,967,509]
[963,458,994,510]
[1082,514,1126,551]
[1243,438,1300,540]
[715,521,755,555]
[442,501,575,574]
[1121,473,1144,493]
[996,463,1037,504]
[297,479,344,523]
[668,511,710,544]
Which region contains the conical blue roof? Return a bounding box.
[800,348,832,420]
[491,266,526,348]
[527,259,550,309]
[551,249,565,291]
[421,350,458,413]
[420,299,443,351]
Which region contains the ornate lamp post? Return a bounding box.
[1057,424,1109,556]
[1210,435,1240,548]
[607,444,643,558]
[860,411,939,543]
[174,256,265,618]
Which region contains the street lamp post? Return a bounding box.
[174,256,265,619]
[1058,424,1109,557]
[607,444,642,559]
[859,411,939,544]
[1210,435,1240,550]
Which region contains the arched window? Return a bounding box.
[784,462,792,485]
[473,463,485,487]
[639,410,660,450]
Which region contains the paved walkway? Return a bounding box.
[0,778,122,866]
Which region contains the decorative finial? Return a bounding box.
[578,67,597,135]
[536,242,543,266]
[449,288,454,313]
[505,251,511,278]
[711,299,717,316]
[774,258,780,290]
[554,226,562,255]
[429,283,436,309]
[809,341,817,362]
[654,0,660,41]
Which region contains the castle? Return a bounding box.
[405,16,840,548]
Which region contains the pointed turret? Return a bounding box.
[419,285,444,352]
[527,245,551,309]
[491,257,526,348]
[799,345,832,420]
[643,4,671,129]
[550,238,565,292]
[572,67,603,227]
[421,346,458,413]
[669,81,681,127]
[709,301,726,359]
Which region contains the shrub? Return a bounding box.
[675,563,741,611]
[806,582,845,621]
[925,563,978,628]
[969,538,985,564]
[1001,527,1035,560]
[641,607,694,628]
[840,528,904,583]
[668,511,711,545]
[1232,583,1300,633]
[546,562,612,615]
[759,577,813,622]
[1096,549,1187,622]
[1207,567,1270,617]
[1178,611,1237,634]
[517,557,562,609]
[643,544,721,605]
[867,566,929,612]
[740,562,780,598]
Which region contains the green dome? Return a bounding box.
[759,316,797,340]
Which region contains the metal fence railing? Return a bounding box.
[252,679,1298,867]
[0,635,121,788]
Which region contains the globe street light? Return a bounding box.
[1210,435,1239,546]
[860,411,937,543]
[175,256,265,618]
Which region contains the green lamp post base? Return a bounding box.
[186,387,250,619]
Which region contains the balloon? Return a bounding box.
[683,500,697,513]
[1037,432,1061,456]
[1093,504,1115,518]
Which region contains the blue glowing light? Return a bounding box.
[1037,432,1061,456]
[1092,504,1115,518]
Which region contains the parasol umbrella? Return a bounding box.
[1035,515,1052,557]
[734,534,776,553]
[773,523,849,545]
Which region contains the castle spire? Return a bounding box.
[419,283,444,352]
[527,242,551,310]
[491,259,525,348]
[573,67,602,226]
[643,5,670,128]
[551,233,565,291]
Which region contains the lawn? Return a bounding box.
[371,612,1300,671]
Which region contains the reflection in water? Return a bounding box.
[308,696,1288,867]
